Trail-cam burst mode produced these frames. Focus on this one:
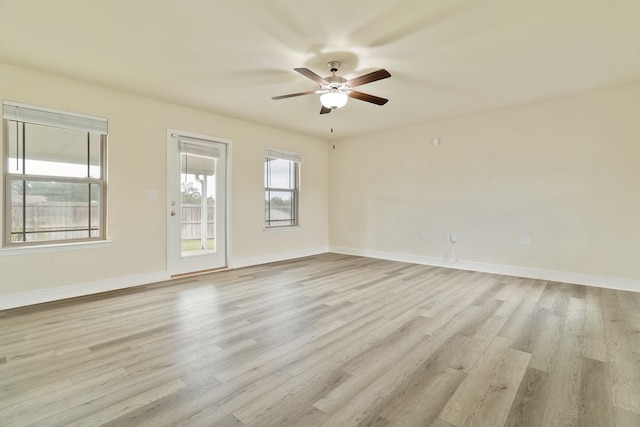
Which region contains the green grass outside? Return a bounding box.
[181,239,215,251]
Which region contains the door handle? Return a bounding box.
[171,211,176,216]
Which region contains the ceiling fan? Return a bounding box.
[272,61,391,114]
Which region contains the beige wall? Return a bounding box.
[0,63,329,300]
[329,81,640,282]
[2,61,638,306]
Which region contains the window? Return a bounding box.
[3,101,107,246]
[264,147,300,228]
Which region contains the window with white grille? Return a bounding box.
[264,147,300,228]
[3,101,107,246]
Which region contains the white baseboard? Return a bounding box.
[0,271,171,310]
[4,244,635,310]
[1,246,330,310]
[230,246,330,269]
[330,246,640,293]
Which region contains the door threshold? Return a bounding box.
[171,266,229,279]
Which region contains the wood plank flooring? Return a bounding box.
[1,253,640,426]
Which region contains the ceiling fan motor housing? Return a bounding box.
[322,76,349,92]
[324,62,349,94]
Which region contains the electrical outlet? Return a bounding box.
[520,234,532,246]
[451,233,458,242]
[418,231,426,240]
[444,233,451,241]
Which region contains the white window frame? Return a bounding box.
[2,101,108,247]
[264,147,300,228]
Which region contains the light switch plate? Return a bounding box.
[520,234,532,246]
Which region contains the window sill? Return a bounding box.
[0,240,112,257]
[263,226,302,233]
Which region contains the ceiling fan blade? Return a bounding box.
[294,68,329,85]
[346,69,391,87]
[348,90,389,105]
[320,106,332,114]
[271,90,320,100]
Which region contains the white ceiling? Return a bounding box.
[1,0,639,140]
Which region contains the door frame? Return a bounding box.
[166,128,232,276]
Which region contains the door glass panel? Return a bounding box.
[180,151,217,257]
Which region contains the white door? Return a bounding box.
[167,130,228,275]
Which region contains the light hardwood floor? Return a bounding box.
[2,253,640,426]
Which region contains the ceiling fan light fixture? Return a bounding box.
[320,90,348,109]
[272,62,390,114]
